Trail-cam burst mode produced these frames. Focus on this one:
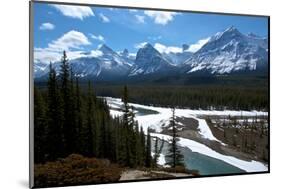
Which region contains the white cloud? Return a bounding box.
[99,13,110,23]
[90,34,105,42]
[144,10,178,25]
[154,43,182,54]
[39,22,55,30]
[34,48,62,63]
[134,42,148,49]
[135,15,145,23]
[48,30,91,51]
[34,30,91,63]
[187,37,210,52]
[51,4,94,20]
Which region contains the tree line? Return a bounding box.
[34,51,153,168]
[92,84,268,111]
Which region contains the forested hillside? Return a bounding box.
[34,51,153,168]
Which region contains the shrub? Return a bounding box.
[34,154,123,187]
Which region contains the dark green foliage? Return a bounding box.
[114,86,148,167]
[45,63,64,161]
[59,51,76,155]
[145,130,152,167]
[34,52,148,168]
[165,108,184,168]
[91,84,268,111]
[34,87,47,163]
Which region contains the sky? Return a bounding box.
[33,2,268,64]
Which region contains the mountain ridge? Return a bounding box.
[34,27,268,81]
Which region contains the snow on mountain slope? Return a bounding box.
[33,61,50,78]
[129,43,175,76]
[183,26,268,74]
[95,44,132,77]
[34,27,268,79]
[118,48,136,65]
[34,44,132,79]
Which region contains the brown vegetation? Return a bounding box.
[34,154,123,187]
[206,115,269,162]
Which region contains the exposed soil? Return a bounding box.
[159,115,268,163]
[119,169,191,181]
[205,115,269,162]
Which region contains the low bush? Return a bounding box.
[34,154,123,187]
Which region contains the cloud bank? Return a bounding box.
[144,10,178,25]
[51,4,94,20]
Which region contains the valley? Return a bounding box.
[104,96,268,175]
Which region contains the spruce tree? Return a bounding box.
[69,67,78,153]
[85,81,96,157]
[34,87,48,163]
[122,85,133,166]
[145,129,152,167]
[74,77,83,154]
[165,108,184,168]
[46,63,64,160]
[139,126,146,167]
[59,51,75,155]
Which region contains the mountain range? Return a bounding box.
[34,26,268,81]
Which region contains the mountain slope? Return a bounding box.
[34,27,268,81]
[34,44,132,80]
[183,26,268,74]
[129,43,176,76]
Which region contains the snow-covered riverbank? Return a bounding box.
[104,96,268,173]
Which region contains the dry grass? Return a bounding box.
[34,154,123,187]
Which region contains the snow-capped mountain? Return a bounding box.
[118,48,136,65]
[183,26,268,74]
[95,44,132,78]
[34,27,268,81]
[129,43,176,76]
[34,61,50,78]
[34,44,132,80]
[70,44,133,79]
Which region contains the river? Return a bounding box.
[104,96,268,175]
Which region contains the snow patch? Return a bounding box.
[151,133,268,173]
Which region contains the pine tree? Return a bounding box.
[145,129,152,167]
[34,87,48,163]
[85,81,96,157]
[139,126,146,167]
[134,122,145,167]
[165,108,184,168]
[59,51,75,155]
[74,77,83,154]
[46,63,64,160]
[121,85,135,167]
[69,67,79,153]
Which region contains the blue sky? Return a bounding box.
[33,2,268,63]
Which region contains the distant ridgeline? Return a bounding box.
[34,51,155,169]
[34,27,268,111]
[34,27,268,82]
